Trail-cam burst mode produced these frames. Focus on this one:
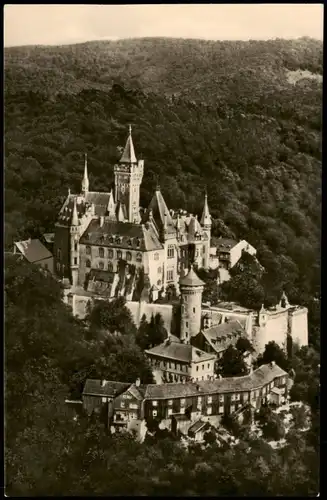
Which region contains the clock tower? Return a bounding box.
[114,125,144,223]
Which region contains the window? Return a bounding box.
[108,262,113,272]
[196,366,199,372]
[98,261,104,270]
[167,269,174,281]
[74,242,78,251]
[121,401,125,408]
[74,257,77,265]
[230,405,235,413]
[86,259,91,268]
[193,307,196,313]
[168,408,173,416]
[207,363,210,369]
[157,280,161,286]
[219,395,224,403]
[44,263,48,270]
[219,405,224,414]
[154,253,159,260]
[197,397,202,408]
[231,394,235,402]
[207,396,212,404]
[131,412,138,420]
[126,251,132,261]
[56,262,60,272]
[99,247,104,258]
[180,398,186,407]
[117,250,122,259]
[136,252,142,262]
[167,245,174,258]
[243,393,248,402]
[102,397,107,403]
[158,267,162,274]
[235,394,240,401]
[129,403,138,409]
[202,259,205,268]
[108,249,113,259]
[168,400,173,406]
[203,245,206,254]
[207,407,212,415]
[202,365,204,370]
[152,401,158,406]
[152,410,157,417]
[180,408,185,414]
[186,322,188,328]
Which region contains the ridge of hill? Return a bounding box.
[4,37,321,305]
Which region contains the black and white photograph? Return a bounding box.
[4,4,321,496]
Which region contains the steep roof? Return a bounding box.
[200,194,211,226]
[188,419,208,434]
[179,266,205,287]
[119,127,137,164]
[80,219,163,252]
[14,239,53,263]
[147,188,174,231]
[83,379,130,397]
[202,321,245,354]
[145,340,215,363]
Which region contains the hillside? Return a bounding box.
[4,37,322,305]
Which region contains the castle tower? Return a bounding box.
[200,192,212,270]
[81,153,89,196]
[114,125,144,223]
[179,265,205,343]
[70,197,80,287]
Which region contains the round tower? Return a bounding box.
[179,265,205,343]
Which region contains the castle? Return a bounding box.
[54,126,212,296]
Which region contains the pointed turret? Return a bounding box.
[71,197,79,226]
[119,124,137,164]
[81,154,89,196]
[107,189,116,218]
[200,192,211,228]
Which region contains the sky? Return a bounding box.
[4,4,324,47]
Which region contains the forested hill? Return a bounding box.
[5,37,321,305]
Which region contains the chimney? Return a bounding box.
[135,378,141,387]
[100,216,104,227]
[101,379,107,388]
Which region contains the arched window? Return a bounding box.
[108,262,113,272]
[126,251,132,261]
[154,253,159,261]
[99,247,104,258]
[98,261,104,270]
[86,259,91,268]
[86,246,91,255]
[108,249,113,259]
[136,252,142,262]
[167,245,174,258]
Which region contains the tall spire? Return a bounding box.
[200,192,211,227]
[119,125,137,164]
[82,153,89,195]
[71,197,79,226]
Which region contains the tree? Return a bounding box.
[235,336,255,354]
[216,346,248,378]
[135,313,167,350]
[256,341,289,371]
[88,297,137,336]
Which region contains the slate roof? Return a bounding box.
[216,238,238,251]
[147,188,175,232]
[145,340,215,363]
[14,239,53,263]
[57,193,112,225]
[143,363,287,400]
[179,266,205,287]
[42,233,55,244]
[202,321,245,353]
[119,129,137,164]
[83,379,130,397]
[80,219,163,252]
[188,419,208,434]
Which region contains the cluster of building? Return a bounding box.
[10,126,308,441]
[82,362,290,442]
